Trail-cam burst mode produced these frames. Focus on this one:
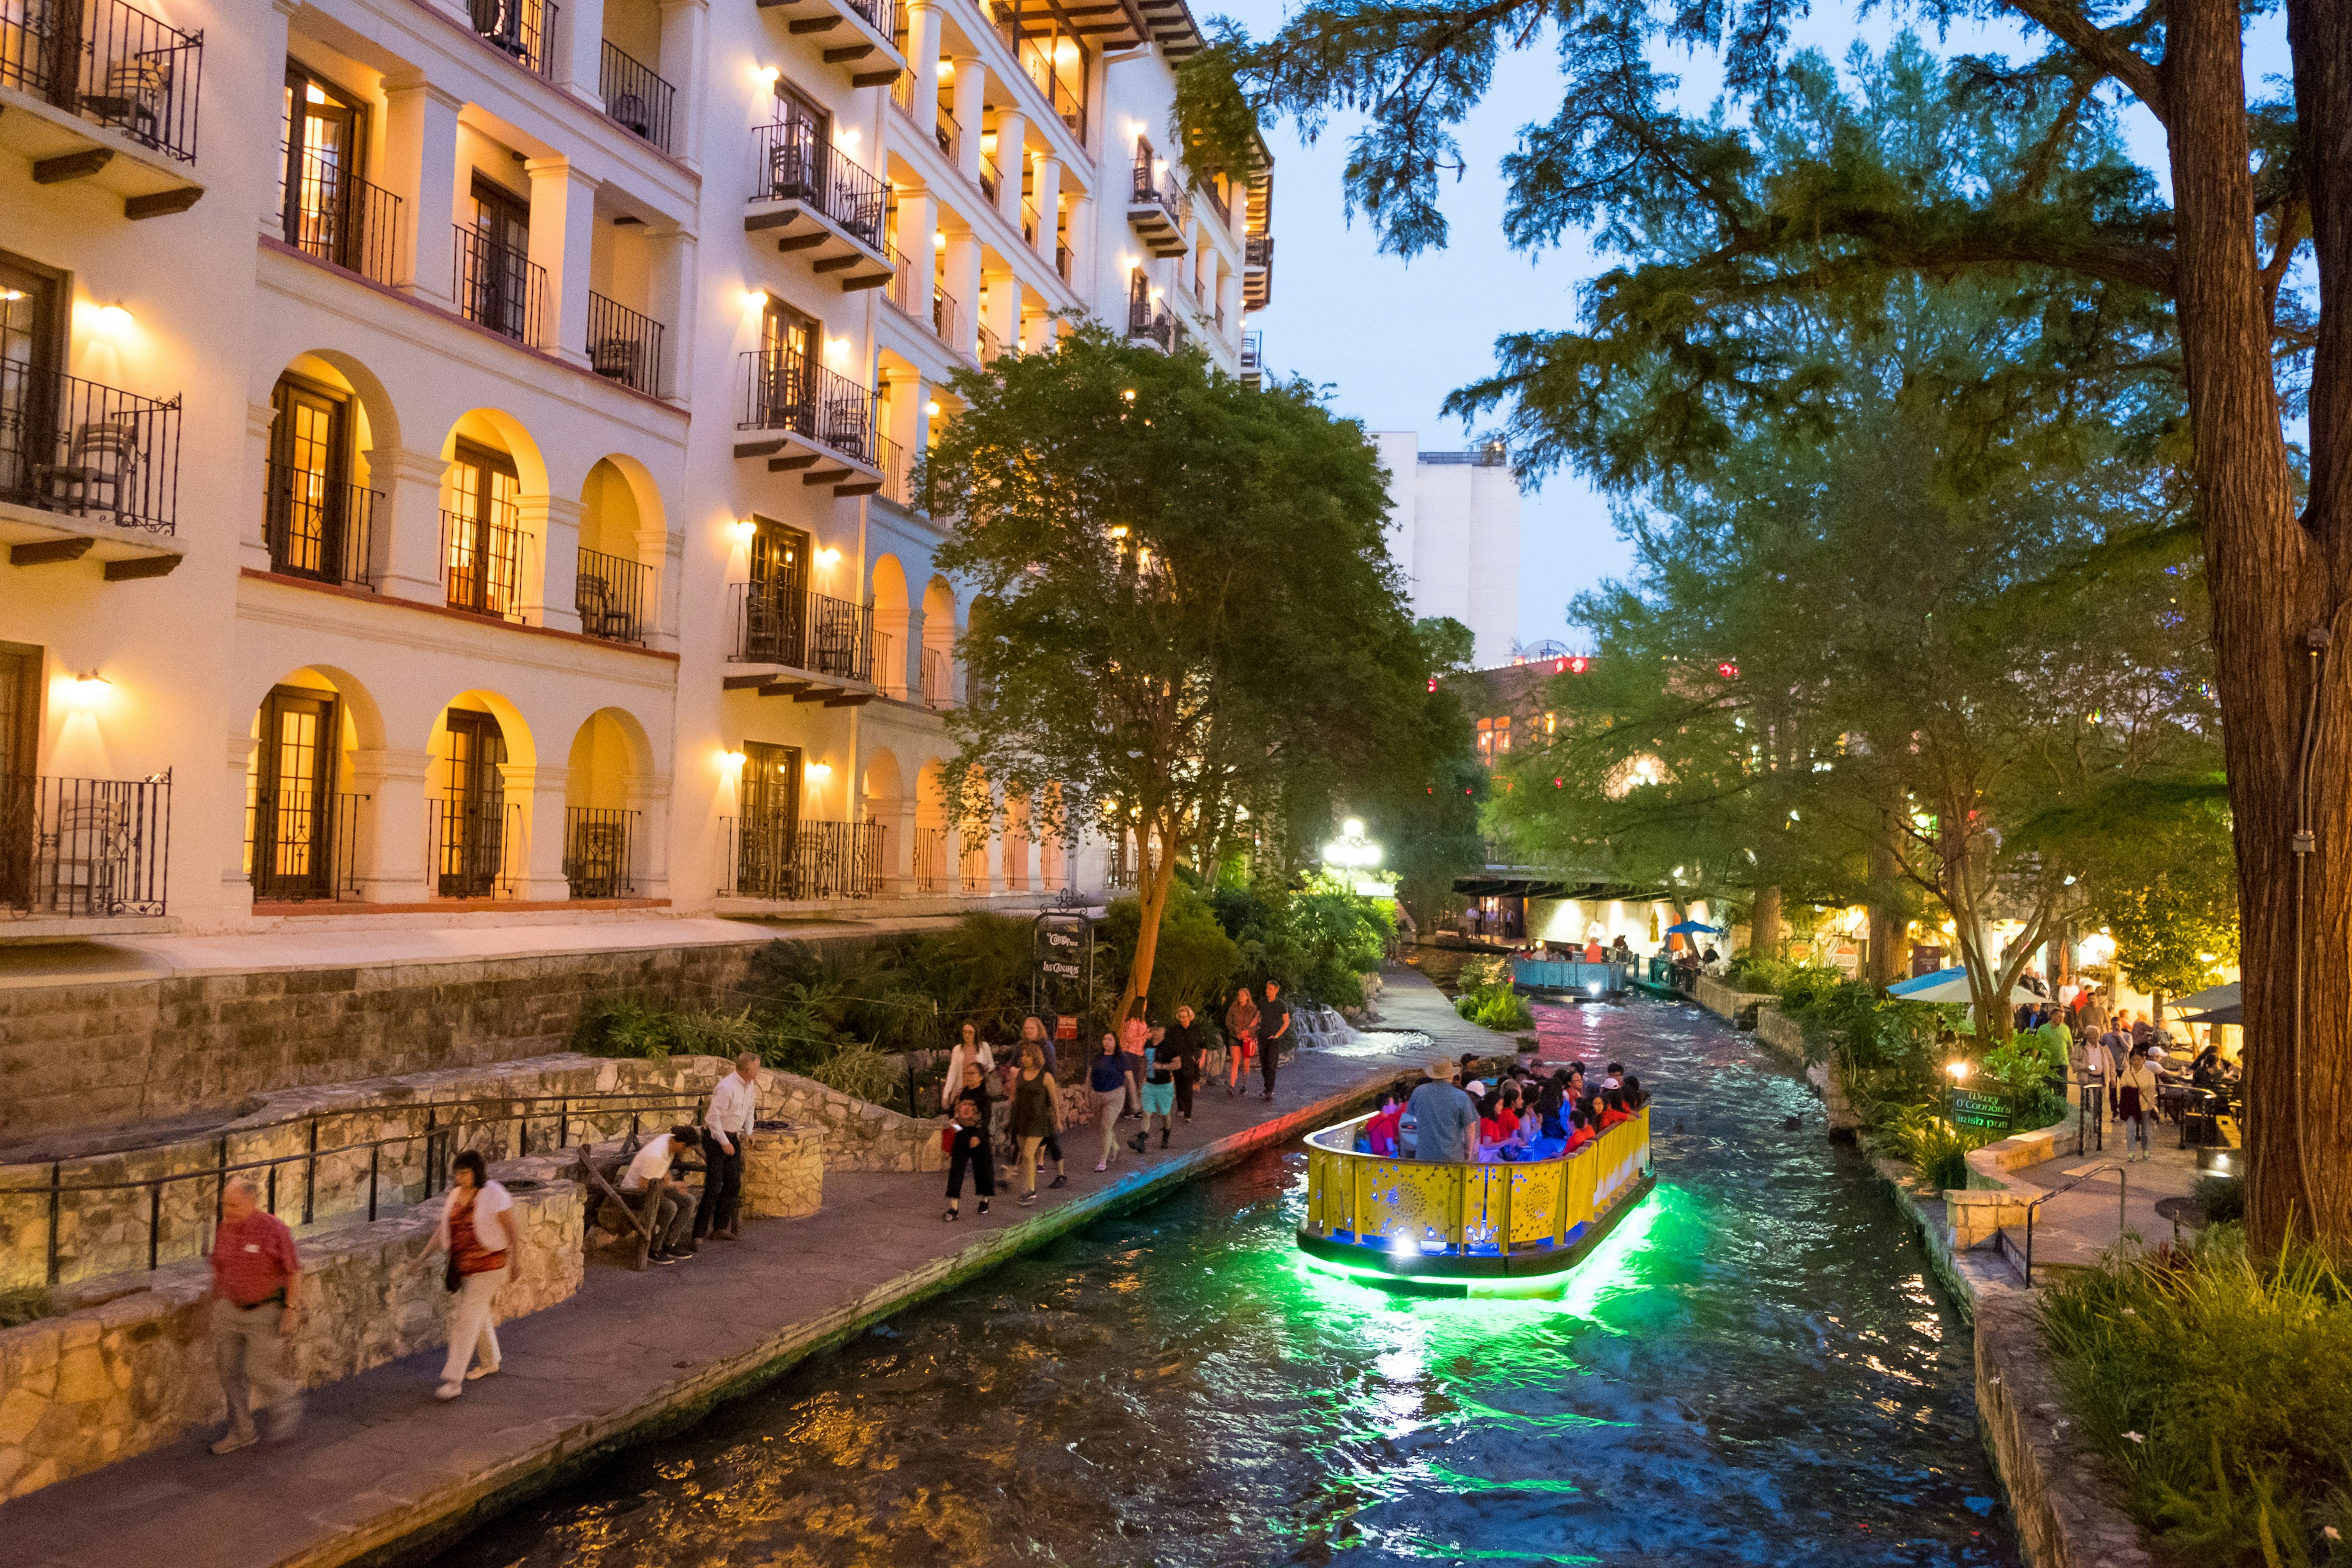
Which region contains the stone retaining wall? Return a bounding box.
[0,939,782,1145]
[0,1166,583,1502]
[1691,975,1778,1029]
[738,1130,824,1220]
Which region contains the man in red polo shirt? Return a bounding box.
[207,1175,304,1452]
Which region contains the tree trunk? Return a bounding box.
[1116,818,1180,1024]
[1867,826,1905,989]
[2174,0,2349,1250]
[1751,884,1784,959]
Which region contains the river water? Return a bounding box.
[433,998,2019,1567]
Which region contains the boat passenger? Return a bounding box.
[1476,1093,1512,1163]
[1407,1059,1480,1163]
[1598,1088,1634,1132]
[1562,1109,1597,1155]
[1362,1091,1405,1157]
[1621,1074,1649,1112]
[1583,937,1605,963]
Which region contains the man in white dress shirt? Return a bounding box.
[620,1123,703,1263]
[698,1052,762,1243]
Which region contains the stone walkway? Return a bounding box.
[0,970,1496,1568]
[2002,1126,2210,1273]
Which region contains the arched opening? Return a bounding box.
[437,410,548,621]
[919,576,958,709]
[263,353,396,589]
[244,664,380,904]
[872,553,911,698]
[578,456,660,645]
[426,690,534,899]
[861,745,905,892]
[1036,782,1067,891]
[914,758,951,894]
[1000,788,1031,892]
[564,707,654,898]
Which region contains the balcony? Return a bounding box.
[0,0,203,219]
[598,40,675,153]
[734,349,881,494]
[1126,143,1188,257]
[1241,329,1264,390]
[453,224,545,344]
[919,645,954,709]
[1243,233,1273,310]
[876,432,919,513]
[746,121,892,291]
[278,143,400,284]
[263,460,377,588]
[1126,277,1172,352]
[432,792,520,900]
[587,292,665,396]
[563,807,638,898]
[575,545,650,644]
[725,584,876,688]
[467,0,557,78]
[0,772,172,927]
[247,789,366,904]
[0,364,183,555]
[441,506,525,620]
[751,0,903,88]
[718,817,883,901]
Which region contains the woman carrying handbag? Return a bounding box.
[428,1150,524,1401]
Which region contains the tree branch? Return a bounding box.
[2003,0,2169,125]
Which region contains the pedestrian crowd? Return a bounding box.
[2022,980,2240,1163]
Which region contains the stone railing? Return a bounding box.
[1691,974,1777,1029]
[1947,1121,2073,1250]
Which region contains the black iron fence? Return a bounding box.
[921,644,953,708]
[1246,234,1273,268]
[751,118,886,248]
[279,143,401,282]
[877,431,914,510]
[727,583,876,680]
[844,0,896,36]
[1127,277,1172,349]
[0,362,182,532]
[246,788,366,903]
[469,0,556,75]
[263,460,377,588]
[575,545,650,644]
[738,348,878,464]
[587,291,665,396]
[564,805,637,898]
[913,826,946,892]
[1106,834,1135,889]
[0,0,203,160]
[599,39,674,151]
[442,507,526,619]
[453,222,544,344]
[0,772,171,919]
[432,792,520,899]
[1130,141,1182,222]
[0,1088,728,1286]
[720,816,882,900]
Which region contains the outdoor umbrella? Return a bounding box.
[2166,981,2240,1017]
[2182,1003,2242,1027]
[1664,921,1723,935]
[1887,967,2043,1006]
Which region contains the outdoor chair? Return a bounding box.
[609,91,650,140]
[39,794,129,915]
[34,416,140,523]
[589,336,643,386]
[83,55,171,141]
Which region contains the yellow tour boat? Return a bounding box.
[1298,1104,1655,1284]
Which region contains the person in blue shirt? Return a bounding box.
[1406,1059,1479,1163]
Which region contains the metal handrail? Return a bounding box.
[1,1087,743,1284]
[2016,1160,2126,1287]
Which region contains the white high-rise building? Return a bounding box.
[0,0,1265,936]
[1374,433,1522,668]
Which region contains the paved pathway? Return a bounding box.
[2002,1127,2211,1272]
[0,970,1496,1568]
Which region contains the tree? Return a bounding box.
[922,330,1426,1020]
[1183,2,2343,1249]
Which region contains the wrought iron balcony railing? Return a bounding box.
[727,584,875,680]
[737,347,876,464]
[751,118,887,249]
[442,506,526,620]
[469,0,556,76]
[0,0,203,160]
[263,459,377,588]
[432,791,519,899]
[453,224,544,344]
[0,363,181,533]
[575,545,650,644]
[587,292,665,396]
[720,816,883,901]
[0,772,172,919]
[246,788,366,903]
[279,143,400,283]
[599,40,674,151]
[564,806,638,898]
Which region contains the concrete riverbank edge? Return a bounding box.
[1711,986,2158,1568]
[346,1057,1437,1568]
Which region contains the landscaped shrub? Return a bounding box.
[1880,1102,2003,1190]
[2040,1229,2352,1566]
[810,1045,905,1106]
[1455,984,1536,1033]
[1101,881,1242,1014]
[2194,1174,2245,1224]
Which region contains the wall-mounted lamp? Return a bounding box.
[63,671,111,709]
[741,290,767,314]
[721,749,748,771]
[924,399,941,417]
[816,546,841,565]
[91,304,134,336]
[729,518,758,544]
[806,761,833,779]
[758,64,780,85]
[932,231,948,250]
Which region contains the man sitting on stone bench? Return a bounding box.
[619,1123,704,1265]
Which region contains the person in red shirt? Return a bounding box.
[1363,1092,1404,1157]
[1563,1110,1597,1154]
[1598,1088,1634,1132]
[206,1175,303,1452]
[1583,937,1604,963]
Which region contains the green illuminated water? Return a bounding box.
[434,1001,2018,1566]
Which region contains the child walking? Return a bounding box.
[944,1091,995,1219]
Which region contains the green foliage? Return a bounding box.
[810,1045,905,1106]
[1101,881,1242,1014]
[2041,1231,2352,1566]
[1455,953,1511,990]
[2196,1175,2247,1226]
[901,915,1038,1040]
[1202,875,1393,1009]
[0,1286,55,1329]
[1456,984,1536,1033]
[1882,1102,2002,1191]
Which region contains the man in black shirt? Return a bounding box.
[1131,1023,1186,1151]
[1257,981,1292,1101]
[1167,1003,1206,1122]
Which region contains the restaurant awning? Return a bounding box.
[2166,981,2240,1016]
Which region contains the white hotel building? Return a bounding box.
[0,0,1269,936]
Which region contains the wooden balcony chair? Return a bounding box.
[83,55,171,138]
[40,796,129,916]
[589,336,643,384]
[34,416,139,523]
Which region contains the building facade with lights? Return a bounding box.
[0,0,1265,937]
[1374,432,1521,670]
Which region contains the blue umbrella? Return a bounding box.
[1664,920,1722,935]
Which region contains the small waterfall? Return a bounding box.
[1289,1003,1360,1052]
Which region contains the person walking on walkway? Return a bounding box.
[1169,1003,1205,1123]
[2116,1045,2160,1162]
[1136,1023,1184,1150]
[943,1022,996,1112]
[620,1123,703,1263]
[1010,1040,1065,1205]
[1017,1014,1058,1077]
[206,1175,304,1453]
[430,1150,522,1401]
[943,1088,995,1220]
[1257,981,1292,1101]
[1120,1015,1150,1119]
[1225,986,1261,1096]
[698,1052,761,1243]
[1089,1032,1129,1172]
[1408,1059,1479,1163]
